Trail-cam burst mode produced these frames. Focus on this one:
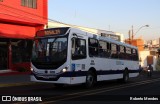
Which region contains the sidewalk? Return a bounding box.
[0,70,31,76]
[0,70,33,88]
[135,70,160,81]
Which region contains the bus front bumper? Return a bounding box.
[30,71,86,84]
[30,75,71,84]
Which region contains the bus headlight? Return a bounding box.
[30,67,34,72]
[62,68,67,73]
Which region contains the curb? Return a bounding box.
[0,71,31,76]
[0,82,36,88]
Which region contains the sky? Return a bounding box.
[48,0,160,40]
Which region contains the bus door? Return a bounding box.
[71,36,87,72]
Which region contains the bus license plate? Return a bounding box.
[42,76,56,79]
[50,71,55,74]
[43,76,50,79]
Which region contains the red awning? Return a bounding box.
[0,23,36,39]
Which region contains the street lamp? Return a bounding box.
[132,25,149,40]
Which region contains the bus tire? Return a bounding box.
[123,70,129,83]
[85,71,95,88]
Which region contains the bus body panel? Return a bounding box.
[30,27,140,85]
[97,74,123,81]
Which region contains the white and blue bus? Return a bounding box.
[31,27,140,88]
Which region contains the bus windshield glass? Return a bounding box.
[31,36,68,69]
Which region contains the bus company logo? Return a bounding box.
[1,96,42,102]
[2,96,11,101]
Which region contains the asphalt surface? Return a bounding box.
[0,74,30,84]
[0,71,160,104]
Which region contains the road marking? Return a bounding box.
[12,78,160,104]
[40,78,160,104]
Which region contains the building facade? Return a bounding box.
[0,0,48,71]
[125,38,144,52]
[145,38,160,51]
[125,37,159,70]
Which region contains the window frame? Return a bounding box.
[110,43,118,59]
[98,40,110,58]
[21,0,37,9]
[88,38,99,57]
[119,45,125,60]
[132,48,139,61]
[125,47,132,60]
[71,37,87,60]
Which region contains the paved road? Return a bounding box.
[0,71,160,104]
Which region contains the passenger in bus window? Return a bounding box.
[99,46,104,57]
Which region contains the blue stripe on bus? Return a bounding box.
[61,69,140,77]
[33,69,140,81]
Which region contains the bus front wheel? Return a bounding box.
[85,71,96,88]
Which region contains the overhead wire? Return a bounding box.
[1,1,160,32]
[0,2,102,32]
[2,1,154,34]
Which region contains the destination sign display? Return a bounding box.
[45,29,60,35]
[101,33,120,41]
[36,27,70,37]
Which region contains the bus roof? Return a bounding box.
[98,36,138,49]
[37,27,138,49]
[68,27,137,49]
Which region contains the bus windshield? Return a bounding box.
[31,36,68,69]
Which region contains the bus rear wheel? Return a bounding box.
[85,71,96,88]
[123,70,129,83]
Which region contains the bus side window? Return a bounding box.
[119,46,125,59]
[110,43,118,59]
[125,47,132,60]
[72,38,86,60]
[107,42,111,57]
[132,49,138,61]
[89,38,98,57]
[99,41,108,58]
[135,50,138,61]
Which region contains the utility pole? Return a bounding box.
[128,30,131,44]
[127,25,149,45]
[159,37,160,48]
[131,25,134,40]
